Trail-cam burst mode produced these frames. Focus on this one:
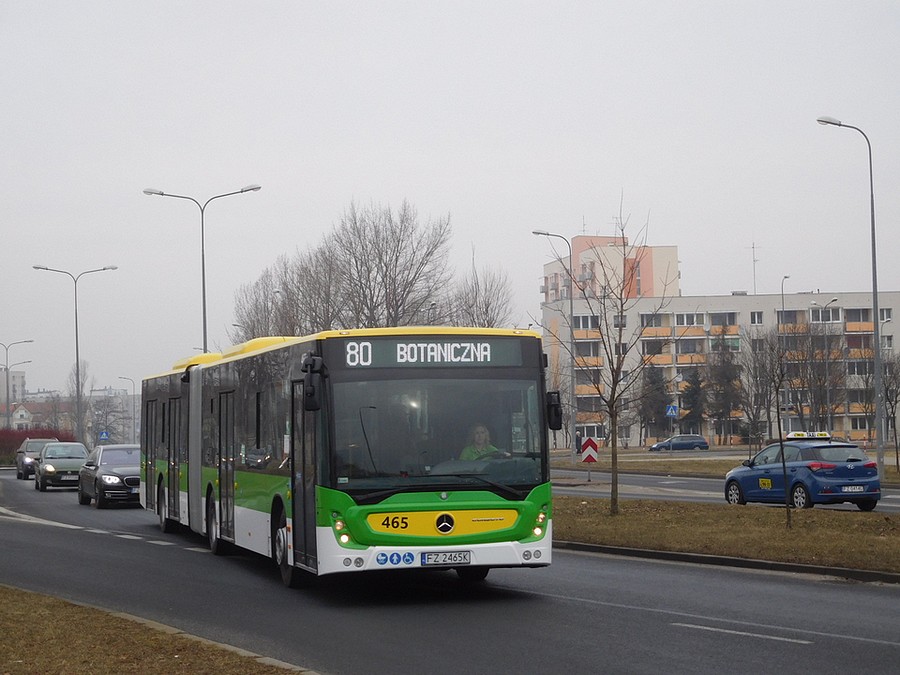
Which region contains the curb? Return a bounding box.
[554,540,900,585]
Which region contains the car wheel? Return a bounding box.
[34,475,39,490]
[15,466,22,480]
[94,483,107,509]
[791,484,812,509]
[273,506,306,588]
[37,476,47,492]
[725,481,745,505]
[857,499,877,512]
[77,483,91,506]
[457,566,490,582]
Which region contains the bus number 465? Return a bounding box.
[381,515,409,529]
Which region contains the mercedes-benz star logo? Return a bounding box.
[436,513,455,534]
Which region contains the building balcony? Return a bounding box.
[674,326,706,337]
[846,321,874,333]
[575,356,604,367]
[709,325,739,336]
[640,326,672,338]
[644,354,673,365]
[676,353,707,365]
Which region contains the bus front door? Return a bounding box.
[291,381,317,571]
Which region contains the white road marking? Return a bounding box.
[672,622,813,644]
[147,540,177,546]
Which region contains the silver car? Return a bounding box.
[34,442,89,491]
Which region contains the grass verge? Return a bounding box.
[553,496,900,574]
[0,585,302,674]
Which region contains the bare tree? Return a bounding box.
[739,328,779,453]
[450,247,514,328]
[882,350,900,473]
[538,201,677,515]
[333,200,451,327]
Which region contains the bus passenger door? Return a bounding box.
[167,396,181,521]
[291,381,317,571]
[143,400,158,511]
[219,391,235,540]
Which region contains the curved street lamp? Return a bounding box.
[1,339,33,430]
[817,116,884,478]
[532,229,577,457]
[33,265,118,444]
[143,185,261,352]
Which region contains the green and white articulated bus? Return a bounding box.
[141,327,561,586]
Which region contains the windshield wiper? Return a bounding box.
[431,473,528,500]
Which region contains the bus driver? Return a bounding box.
[459,424,507,460]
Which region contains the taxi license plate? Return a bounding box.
[842,485,865,493]
[421,551,471,566]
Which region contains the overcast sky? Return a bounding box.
[3,1,900,395]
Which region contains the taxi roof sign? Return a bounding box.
[785,431,831,439]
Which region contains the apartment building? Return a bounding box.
[536,235,898,446]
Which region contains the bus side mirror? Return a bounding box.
[546,391,562,430]
[302,355,325,411]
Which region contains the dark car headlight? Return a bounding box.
[23,457,34,465]
[101,475,124,485]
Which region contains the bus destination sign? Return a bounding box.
[334,338,523,368]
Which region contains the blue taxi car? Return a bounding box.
[724,433,880,511]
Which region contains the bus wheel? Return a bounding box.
[456,566,489,582]
[157,483,176,533]
[206,496,225,555]
[273,508,304,588]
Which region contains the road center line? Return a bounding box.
[671,622,812,644]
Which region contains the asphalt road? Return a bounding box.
[551,468,900,513]
[2,472,899,674]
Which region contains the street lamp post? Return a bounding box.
[780,275,790,435]
[143,185,261,353]
[118,376,136,444]
[817,116,885,478]
[1,339,33,430]
[33,265,118,445]
[811,297,839,431]
[532,230,577,457]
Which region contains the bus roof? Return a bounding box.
[144,327,541,381]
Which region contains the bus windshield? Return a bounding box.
[330,373,545,497]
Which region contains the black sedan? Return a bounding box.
[77,444,141,508]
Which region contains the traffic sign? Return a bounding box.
[98,430,110,441]
[665,405,678,418]
[580,437,599,463]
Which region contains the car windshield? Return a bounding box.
[45,445,87,459]
[100,448,139,465]
[330,374,545,497]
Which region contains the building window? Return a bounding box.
[777,310,799,324]
[847,361,874,376]
[576,369,602,386]
[851,417,869,431]
[575,341,602,357]
[676,339,703,354]
[750,311,763,326]
[847,335,872,350]
[641,313,663,327]
[845,308,870,322]
[676,313,704,326]
[881,307,893,322]
[577,396,604,412]
[711,337,741,352]
[751,338,765,353]
[614,342,628,355]
[574,315,600,330]
[709,312,736,326]
[613,314,626,328]
[882,334,894,350]
[811,307,840,323]
[642,340,665,356]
